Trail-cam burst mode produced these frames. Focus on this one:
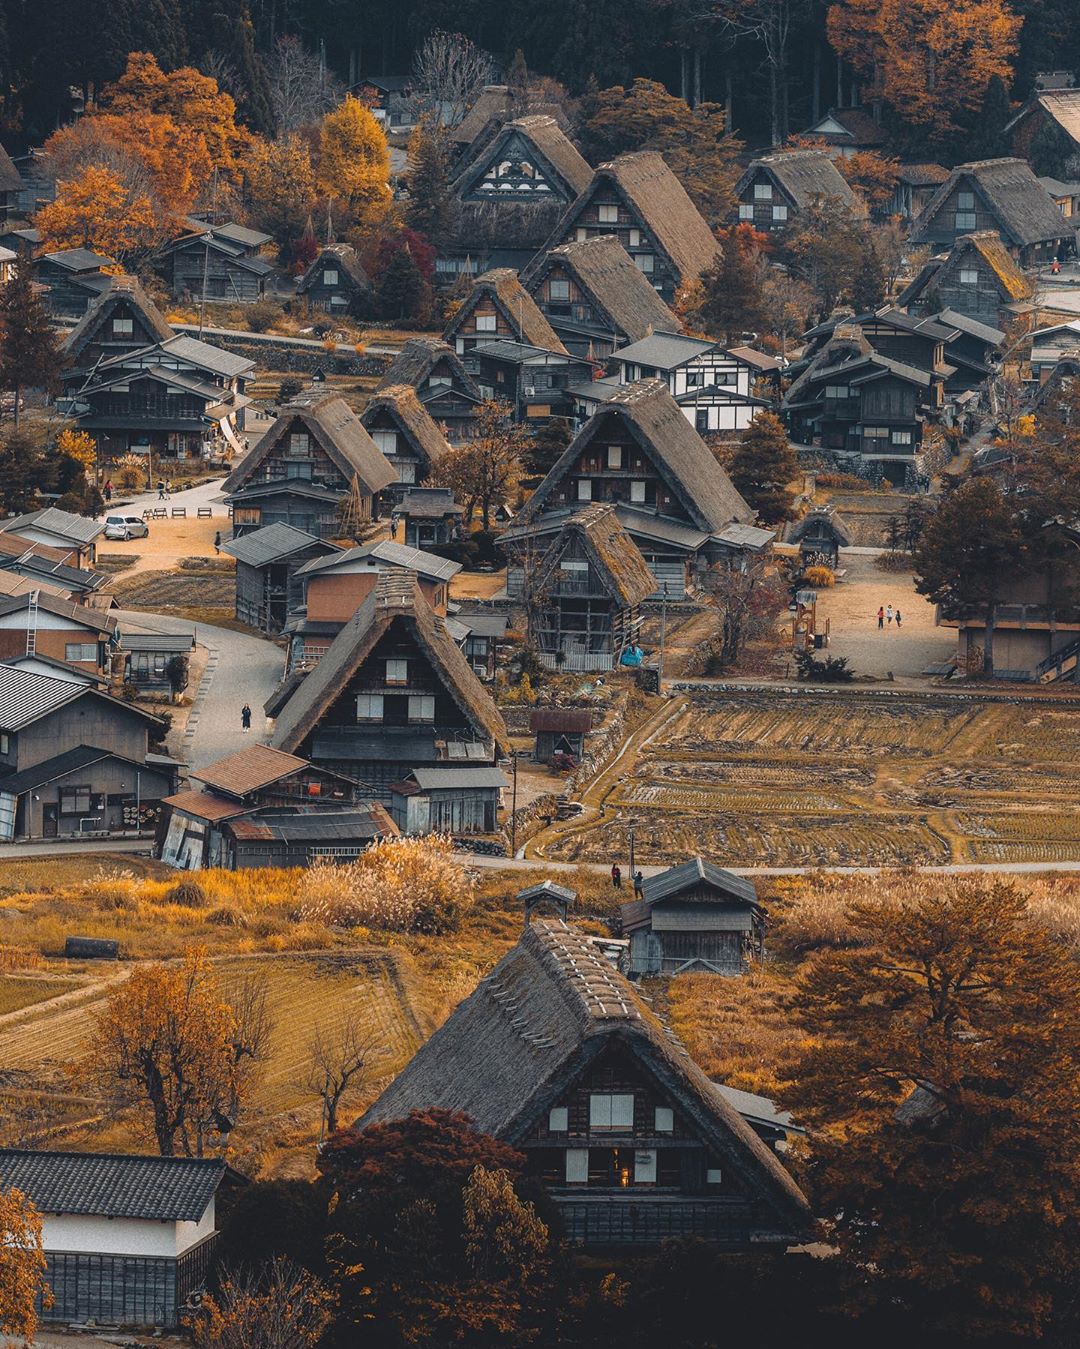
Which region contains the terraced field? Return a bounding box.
[538,689,1080,868]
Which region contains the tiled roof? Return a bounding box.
[192,745,312,796]
[0,1150,226,1221]
[220,522,332,567]
[1,507,105,547]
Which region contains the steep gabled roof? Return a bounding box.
[356,919,810,1237]
[0,1150,226,1222]
[549,151,720,287]
[910,158,1073,247]
[736,150,854,210]
[361,385,451,469]
[192,744,312,796]
[272,569,507,755]
[297,243,372,295]
[0,141,21,193]
[1005,88,1080,149]
[444,268,568,353]
[220,522,334,567]
[897,231,1034,309]
[802,107,887,148]
[62,273,175,366]
[520,379,753,534]
[453,114,592,199]
[539,504,655,607]
[453,86,514,145]
[786,504,854,547]
[641,856,760,906]
[525,235,680,343]
[376,338,482,397]
[222,391,396,497]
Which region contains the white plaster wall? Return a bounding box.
[42,1199,215,1259]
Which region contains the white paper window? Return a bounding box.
[628,228,641,246]
[372,430,397,453]
[957,190,975,209]
[635,254,654,274]
[738,204,754,220]
[356,694,383,720]
[323,268,339,286]
[549,278,571,300]
[409,694,435,722]
[955,212,976,230]
[577,479,592,501]
[634,1149,657,1183]
[590,1093,634,1130]
[655,1106,674,1132]
[863,426,888,439]
[0,733,8,754]
[754,182,773,200]
[549,1106,569,1132]
[289,431,310,455]
[576,227,588,242]
[630,480,646,503]
[112,383,129,393]
[706,1168,723,1185]
[386,659,408,683]
[959,268,978,285]
[565,1148,589,1183]
[891,429,913,444]
[65,643,97,662]
[475,313,497,332]
[112,318,133,335]
[561,558,588,571]
[607,446,622,468]
[772,204,788,221]
[598,203,619,223]
[824,385,850,398]
[398,461,416,483]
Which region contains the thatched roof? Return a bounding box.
[0,141,21,193]
[361,385,451,469]
[356,919,811,1237]
[897,231,1033,308]
[520,379,753,534]
[786,504,854,547]
[453,115,592,199]
[444,268,568,353]
[525,235,680,343]
[736,150,854,210]
[223,390,396,497]
[911,158,1074,248]
[538,504,656,607]
[453,86,514,145]
[375,338,481,398]
[272,569,507,755]
[550,151,719,287]
[63,274,174,366]
[802,107,887,149]
[1005,88,1080,150]
[297,243,372,294]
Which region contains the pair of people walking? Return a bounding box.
[611,863,644,897]
[876,604,902,630]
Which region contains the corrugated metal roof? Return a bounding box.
[161,334,255,378]
[0,666,83,729]
[0,1149,226,1221]
[613,331,716,370]
[2,507,104,547]
[641,857,759,907]
[221,522,328,567]
[408,766,507,789]
[120,632,196,653]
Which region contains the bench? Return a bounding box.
[197,506,213,519]
[142,509,153,519]
[152,507,167,519]
[171,507,187,519]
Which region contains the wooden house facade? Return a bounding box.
[0,508,104,568]
[120,631,196,693]
[898,232,1033,328]
[909,158,1075,266]
[541,151,720,304]
[33,249,115,318]
[524,504,655,671]
[389,764,506,834]
[530,706,593,761]
[886,164,949,223]
[798,107,887,156]
[620,858,764,977]
[159,221,272,302]
[360,385,450,496]
[1006,87,1080,176]
[786,505,853,567]
[0,141,21,220]
[356,920,811,1248]
[610,331,767,433]
[375,339,484,443]
[222,391,395,539]
[523,235,681,359]
[271,569,507,803]
[62,275,175,379]
[221,523,340,633]
[297,243,372,315]
[734,150,854,232]
[0,591,117,677]
[443,268,567,363]
[471,341,594,422]
[395,487,464,549]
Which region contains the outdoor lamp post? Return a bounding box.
[629,826,636,876]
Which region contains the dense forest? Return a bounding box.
[2,0,1080,155]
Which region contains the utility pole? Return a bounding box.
[629,825,636,877]
[657,581,668,689]
[510,753,519,857]
[198,231,213,339]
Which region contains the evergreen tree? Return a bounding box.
[506,47,529,111]
[0,430,46,513]
[728,411,800,525]
[375,245,429,322]
[692,224,767,345]
[404,117,458,243]
[970,73,1012,160]
[0,257,64,428]
[850,235,886,313]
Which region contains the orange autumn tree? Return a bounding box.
[827,0,1021,138]
[56,429,97,473]
[36,165,157,262]
[0,1185,50,1341]
[317,95,391,226]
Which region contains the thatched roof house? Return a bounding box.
[63,274,174,373]
[360,384,451,493]
[444,267,567,353]
[734,149,854,231]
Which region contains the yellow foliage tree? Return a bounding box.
[0,1186,50,1341]
[318,95,391,223]
[36,165,158,262]
[56,429,97,472]
[241,134,318,252]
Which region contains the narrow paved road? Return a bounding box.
[117,611,283,771]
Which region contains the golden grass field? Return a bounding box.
[536,689,1080,868]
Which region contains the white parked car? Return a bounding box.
[103,515,150,540]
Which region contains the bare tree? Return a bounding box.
[216,972,273,1140]
[411,30,496,127]
[193,1259,334,1349]
[196,48,241,100]
[303,1012,376,1139]
[268,36,344,133]
[701,563,788,667]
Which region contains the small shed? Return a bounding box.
[389,765,507,834]
[297,243,372,315]
[220,805,397,868]
[518,879,577,926]
[529,706,593,761]
[395,487,464,549]
[786,506,852,567]
[221,523,340,633]
[121,631,196,692]
[620,856,764,977]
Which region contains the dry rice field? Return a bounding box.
[541,689,1080,868]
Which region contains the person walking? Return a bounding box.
[633,869,644,899]
[103,480,112,503]
[241,703,252,732]
[895,609,902,629]
[157,479,166,500]
[611,863,622,889]
[886,604,894,626]
[877,605,884,630]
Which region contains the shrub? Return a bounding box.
[205,903,247,927]
[278,377,304,404]
[814,471,866,490]
[803,564,835,588]
[794,650,854,682]
[163,878,206,907]
[874,550,912,573]
[246,300,281,333]
[297,835,472,933]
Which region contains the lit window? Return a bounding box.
[863,426,888,439]
[475,314,497,332]
[112,318,133,336]
[577,479,592,501]
[565,1149,589,1183]
[549,278,571,300]
[549,1107,568,1132]
[590,1093,634,1130]
[635,254,654,274]
[772,204,788,222]
[356,694,384,720]
[65,643,97,662]
[959,268,978,285]
[655,1106,673,1132]
[385,659,408,684]
[955,212,976,230]
[408,694,435,722]
[607,446,622,469]
[754,182,773,200]
[323,268,339,286]
[598,203,619,223]
[630,480,646,503]
[738,204,754,220]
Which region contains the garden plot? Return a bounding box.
[542,689,1080,868]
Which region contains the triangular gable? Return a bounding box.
[535,505,655,607]
[63,276,174,368]
[361,386,450,470]
[452,119,590,203]
[444,269,567,353]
